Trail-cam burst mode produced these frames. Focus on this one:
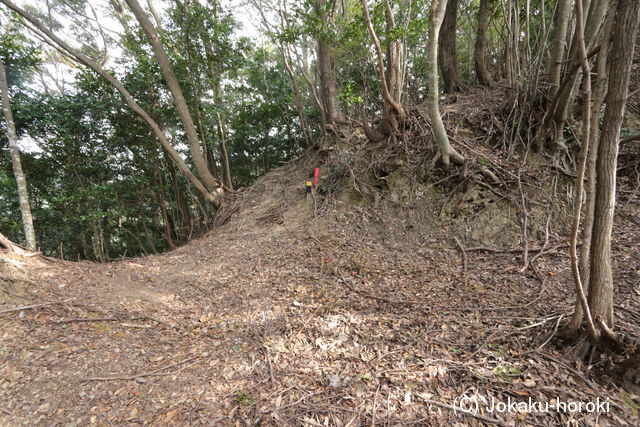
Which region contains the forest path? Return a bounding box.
[2,156,640,425]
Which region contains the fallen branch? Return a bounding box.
[621,134,639,144]
[537,314,564,351]
[0,406,12,416]
[517,172,529,272]
[453,236,467,274]
[52,316,147,326]
[53,317,118,324]
[537,352,598,391]
[0,297,79,315]
[465,242,571,254]
[84,356,198,382]
[337,276,458,307]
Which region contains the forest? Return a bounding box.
[1,0,639,425]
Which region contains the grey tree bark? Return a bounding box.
[0,58,37,251]
[0,0,222,205]
[124,0,220,193]
[361,0,405,135]
[568,0,598,341]
[315,0,344,124]
[537,0,609,151]
[548,0,573,98]
[587,0,639,329]
[438,0,464,93]
[427,0,464,167]
[567,1,616,335]
[474,0,493,86]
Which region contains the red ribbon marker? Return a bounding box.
[313,168,320,187]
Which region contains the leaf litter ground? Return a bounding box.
[1,152,640,426]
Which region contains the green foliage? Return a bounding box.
[0,0,564,260]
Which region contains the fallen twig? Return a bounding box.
[537,352,599,391]
[517,172,529,272]
[465,242,571,254]
[263,347,275,384]
[0,406,12,416]
[453,236,467,274]
[537,314,564,351]
[0,297,79,315]
[84,356,198,382]
[53,317,118,324]
[120,322,152,329]
[527,215,551,269]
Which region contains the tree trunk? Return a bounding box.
[124,0,220,193]
[427,0,464,167]
[504,0,520,87]
[0,58,37,252]
[216,112,233,190]
[542,0,609,151]
[315,0,343,124]
[0,0,221,205]
[438,0,463,93]
[568,0,598,341]
[144,0,162,30]
[548,0,573,98]
[361,0,405,136]
[587,0,639,329]
[474,0,493,86]
[567,1,616,335]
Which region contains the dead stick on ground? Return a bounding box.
[527,215,551,269]
[53,317,117,324]
[517,172,529,273]
[0,298,79,315]
[0,406,12,416]
[53,316,146,325]
[84,356,198,382]
[465,242,572,253]
[420,399,505,426]
[537,352,598,391]
[453,236,467,274]
[537,314,564,351]
[263,347,275,383]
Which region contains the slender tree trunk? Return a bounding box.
[156,191,176,250]
[548,0,573,98]
[279,47,313,146]
[361,0,405,136]
[438,0,463,93]
[541,0,609,151]
[140,211,157,254]
[144,0,162,29]
[384,1,404,107]
[216,112,233,190]
[504,0,520,87]
[124,0,219,192]
[474,0,493,86]
[427,0,464,167]
[0,58,37,251]
[0,0,221,205]
[315,0,343,124]
[568,0,598,341]
[567,1,616,334]
[587,0,639,329]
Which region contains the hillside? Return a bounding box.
[2,96,640,425]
